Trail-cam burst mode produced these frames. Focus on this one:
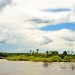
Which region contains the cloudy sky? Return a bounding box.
[0,0,75,53]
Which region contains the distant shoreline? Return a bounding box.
[0,59,75,63]
[0,51,75,62]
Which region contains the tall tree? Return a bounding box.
[30,50,32,53]
[63,51,67,55]
[67,51,70,55]
[46,50,49,55]
[46,50,49,57]
[71,51,74,55]
[50,51,59,55]
[36,49,39,53]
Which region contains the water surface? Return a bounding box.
[0,59,75,75]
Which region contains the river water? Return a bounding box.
[0,59,75,75]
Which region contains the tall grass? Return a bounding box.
[0,51,75,62]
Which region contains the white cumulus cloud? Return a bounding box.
[0,26,16,44]
[0,0,75,52]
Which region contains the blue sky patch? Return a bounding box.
[40,23,75,31]
[42,8,71,12]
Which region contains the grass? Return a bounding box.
[5,55,75,62]
[1,51,75,62]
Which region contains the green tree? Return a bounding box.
[67,51,70,55]
[46,50,49,57]
[34,49,39,56]
[30,50,32,53]
[36,49,39,53]
[63,51,67,55]
[31,51,34,56]
[71,51,74,55]
[50,51,59,56]
[63,56,72,62]
[49,55,62,62]
[46,51,49,55]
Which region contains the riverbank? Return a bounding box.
[0,52,75,62]
[2,55,75,62]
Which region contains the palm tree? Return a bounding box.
[46,50,49,55]
[31,51,34,56]
[30,50,32,53]
[67,51,70,55]
[71,51,74,55]
[36,49,39,53]
[50,51,59,55]
[63,51,67,55]
[46,50,49,57]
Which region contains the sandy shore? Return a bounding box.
[0,59,44,64]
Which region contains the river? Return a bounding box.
[0,59,75,75]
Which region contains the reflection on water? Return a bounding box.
[43,62,75,70]
[71,64,75,70]
[43,62,48,67]
[0,60,75,75]
[60,63,75,70]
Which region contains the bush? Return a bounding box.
[30,58,42,62]
[41,58,50,62]
[6,55,30,61]
[63,56,73,62]
[49,56,62,62]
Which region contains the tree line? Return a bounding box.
[0,49,75,62]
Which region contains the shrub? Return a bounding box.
[41,58,50,62]
[63,56,73,62]
[49,55,62,62]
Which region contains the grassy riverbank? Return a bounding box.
[0,50,75,62]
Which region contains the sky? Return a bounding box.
[40,23,75,31]
[0,0,75,53]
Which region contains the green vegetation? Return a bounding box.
[0,50,75,62]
